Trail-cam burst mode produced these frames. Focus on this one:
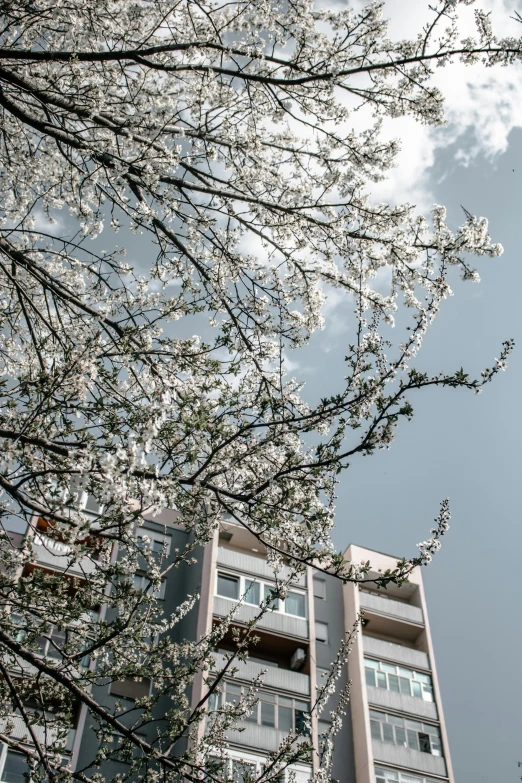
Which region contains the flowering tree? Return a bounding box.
[0,0,517,781]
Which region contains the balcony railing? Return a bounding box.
[359,592,424,625]
[363,636,430,671]
[31,533,98,577]
[0,715,76,752]
[367,686,438,721]
[216,547,306,588]
[225,722,308,752]
[372,739,447,778]
[213,653,310,696]
[213,596,309,639]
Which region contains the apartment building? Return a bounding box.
[0,512,453,783]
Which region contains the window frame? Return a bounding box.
[135,527,171,557]
[0,744,32,783]
[374,766,441,783]
[215,570,307,619]
[364,658,434,702]
[314,620,329,644]
[132,573,166,600]
[210,681,310,735]
[369,710,442,756]
[312,578,326,600]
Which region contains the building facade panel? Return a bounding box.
[213,653,310,696]
[363,636,430,671]
[359,592,424,626]
[366,686,439,721]
[213,596,309,639]
[372,740,447,777]
[216,546,306,587]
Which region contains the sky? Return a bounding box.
[296,1,522,780]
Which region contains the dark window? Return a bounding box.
[315,621,328,643]
[419,733,432,754]
[2,751,30,783]
[217,573,239,600]
[110,677,151,700]
[313,578,326,599]
[370,720,381,740]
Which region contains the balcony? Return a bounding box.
[372,740,447,778]
[0,715,76,752]
[213,596,309,640]
[225,722,307,753]
[363,636,430,671]
[213,653,310,696]
[216,547,306,588]
[367,686,438,721]
[360,592,424,626]
[31,533,98,578]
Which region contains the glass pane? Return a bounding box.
[388,674,400,693]
[315,621,328,643]
[217,573,239,600]
[279,696,293,708]
[365,668,376,687]
[2,752,31,783]
[232,761,256,783]
[279,705,293,732]
[419,732,432,754]
[381,663,396,675]
[399,677,411,695]
[430,736,442,756]
[387,714,404,726]
[395,726,407,746]
[225,682,241,704]
[382,724,394,744]
[370,720,382,740]
[244,579,260,605]
[285,591,306,618]
[422,683,434,702]
[407,729,419,750]
[415,672,432,684]
[411,681,422,699]
[294,709,309,735]
[294,700,308,712]
[313,579,326,599]
[369,710,382,720]
[364,658,379,669]
[263,584,280,610]
[398,667,413,679]
[245,705,258,723]
[261,700,275,727]
[376,671,387,689]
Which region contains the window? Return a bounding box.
[217,572,240,600]
[364,659,434,702]
[285,591,306,617]
[110,677,151,701]
[315,621,328,644]
[135,528,171,557]
[232,760,257,783]
[215,571,306,618]
[209,681,310,735]
[132,574,166,600]
[205,756,293,783]
[374,766,442,783]
[369,711,442,756]
[0,746,30,783]
[313,578,326,600]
